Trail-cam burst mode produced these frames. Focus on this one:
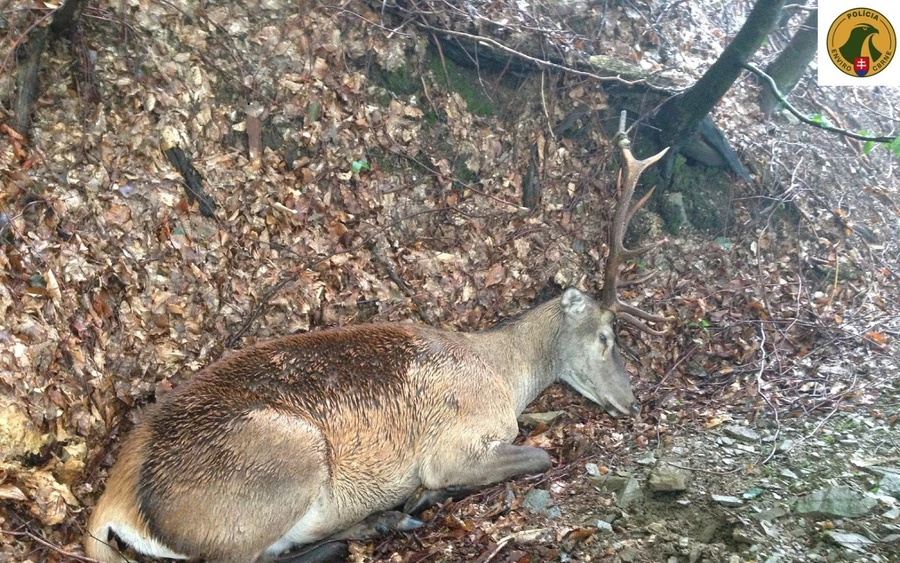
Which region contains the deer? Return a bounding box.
[84,122,669,563]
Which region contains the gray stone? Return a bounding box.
[712,494,743,507]
[595,519,613,533]
[618,547,640,562]
[616,476,644,509]
[883,506,900,519]
[825,531,874,552]
[752,506,789,521]
[777,439,795,453]
[732,525,755,544]
[523,489,551,513]
[794,486,877,518]
[724,425,761,443]
[589,473,630,493]
[636,452,657,465]
[878,472,900,499]
[596,512,618,524]
[780,468,798,480]
[649,465,691,492]
[697,521,722,543]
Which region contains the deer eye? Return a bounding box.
[599,334,608,345]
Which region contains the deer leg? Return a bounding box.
[273,511,421,563]
[409,442,550,514]
[403,485,481,515]
[423,442,552,492]
[330,510,422,540]
[271,541,348,563]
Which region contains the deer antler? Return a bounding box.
[600,112,671,337]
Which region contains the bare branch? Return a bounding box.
[743,63,897,144]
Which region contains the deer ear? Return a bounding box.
[560,288,587,316]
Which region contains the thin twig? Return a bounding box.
[1,529,100,563]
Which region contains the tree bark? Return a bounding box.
[759,9,818,115]
[653,0,787,145]
[50,0,88,36]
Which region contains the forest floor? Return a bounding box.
[1,1,898,562]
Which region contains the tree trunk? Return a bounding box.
[759,10,818,115]
[653,0,787,145]
[50,0,88,36]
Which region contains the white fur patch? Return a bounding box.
[108,523,189,560]
[264,494,331,556]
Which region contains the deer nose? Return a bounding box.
[630,401,642,417]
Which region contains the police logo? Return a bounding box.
[827,7,896,77]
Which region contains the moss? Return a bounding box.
[426,50,497,117]
[670,162,735,233]
[369,64,421,98]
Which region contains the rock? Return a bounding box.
[712,494,743,507]
[742,487,764,500]
[753,506,789,521]
[517,411,563,426]
[523,489,551,513]
[617,476,644,509]
[636,452,657,466]
[648,465,691,492]
[584,463,601,477]
[777,439,795,453]
[618,546,640,562]
[664,193,691,231]
[589,474,630,493]
[780,468,798,480]
[732,525,755,544]
[878,472,900,500]
[883,506,900,519]
[697,520,722,543]
[596,512,618,524]
[825,531,874,552]
[724,425,761,443]
[595,519,613,533]
[794,486,877,518]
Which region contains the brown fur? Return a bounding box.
[85,289,637,562]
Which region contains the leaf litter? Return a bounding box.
[0,0,898,562]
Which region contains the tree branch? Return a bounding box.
[742,63,898,144]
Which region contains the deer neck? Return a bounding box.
[470,299,563,414]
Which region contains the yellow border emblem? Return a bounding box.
[827,7,896,77]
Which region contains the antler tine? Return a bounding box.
[626,185,656,226]
[618,312,669,337]
[600,111,671,336]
